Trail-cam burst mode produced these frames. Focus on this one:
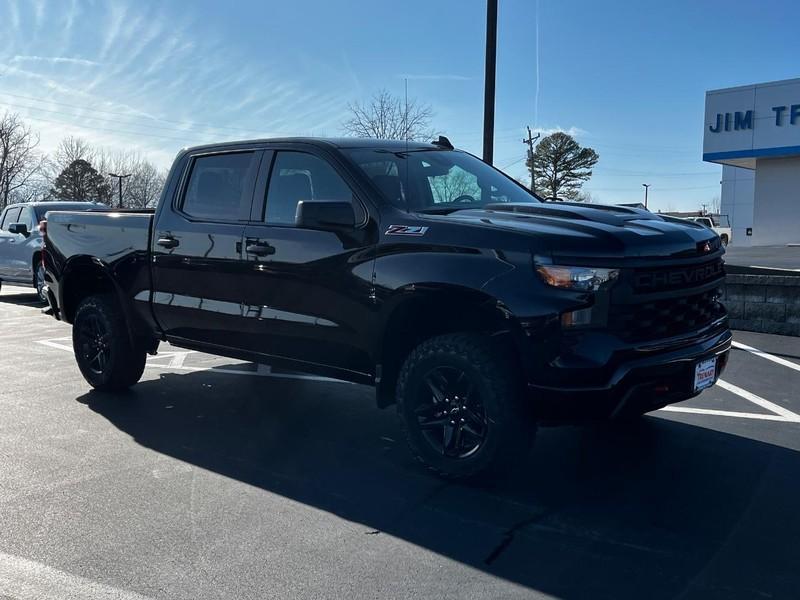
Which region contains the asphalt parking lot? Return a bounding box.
[2,284,800,600]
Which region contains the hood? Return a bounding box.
[426,202,720,261]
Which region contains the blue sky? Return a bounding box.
[1,0,798,211]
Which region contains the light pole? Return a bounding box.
[642,183,650,210]
[109,173,131,208]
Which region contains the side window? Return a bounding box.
[1,207,21,231]
[181,152,257,221]
[19,207,35,230]
[0,209,6,230]
[265,152,361,226]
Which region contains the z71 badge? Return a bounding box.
[385,225,429,236]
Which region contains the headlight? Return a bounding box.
[536,265,619,291]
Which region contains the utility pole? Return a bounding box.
[482,0,498,164]
[522,126,541,193]
[642,183,650,210]
[109,173,131,209]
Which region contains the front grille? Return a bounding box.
[609,289,724,342]
[632,258,724,294]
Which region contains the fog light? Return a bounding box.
[561,307,593,327]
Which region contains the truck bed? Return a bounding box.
[44,210,155,326]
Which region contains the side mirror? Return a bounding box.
[295,201,355,231]
[8,222,29,236]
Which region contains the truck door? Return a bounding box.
[240,148,378,380]
[150,149,260,348]
[0,206,22,280]
[8,206,38,282]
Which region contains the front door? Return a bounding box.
[239,148,378,379]
[150,149,260,348]
[0,206,23,281]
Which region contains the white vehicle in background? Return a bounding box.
[689,215,732,246]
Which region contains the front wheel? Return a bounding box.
[73,295,146,391]
[396,333,534,481]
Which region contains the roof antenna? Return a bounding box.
[404,78,410,213]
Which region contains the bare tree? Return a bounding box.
[710,194,721,215]
[126,161,166,208]
[342,89,435,141]
[0,112,45,209]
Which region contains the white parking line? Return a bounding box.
[0,551,154,600]
[660,406,793,422]
[716,379,800,422]
[662,378,800,423]
[732,340,800,373]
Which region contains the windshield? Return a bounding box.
[343,148,541,213]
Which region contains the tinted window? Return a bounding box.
[1,207,22,231]
[265,152,358,225]
[182,152,257,221]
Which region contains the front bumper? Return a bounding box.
[528,323,732,422]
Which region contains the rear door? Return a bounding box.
[150,149,260,348]
[239,147,378,379]
[0,206,22,280]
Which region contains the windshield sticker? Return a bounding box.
[386,225,429,236]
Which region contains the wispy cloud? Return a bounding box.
[398,74,471,81]
[12,55,102,67]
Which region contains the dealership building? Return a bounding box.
[703,77,800,246]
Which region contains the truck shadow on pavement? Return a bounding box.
[78,367,799,600]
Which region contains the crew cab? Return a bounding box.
[43,137,731,480]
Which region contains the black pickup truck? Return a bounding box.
[43,137,730,479]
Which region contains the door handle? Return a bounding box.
[156,236,179,249]
[245,241,276,256]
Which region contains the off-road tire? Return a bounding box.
[73,294,146,391]
[396,333,534,481]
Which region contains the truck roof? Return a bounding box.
[183,137,445,154]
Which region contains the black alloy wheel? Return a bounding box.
[75,312,112,376]
[415,365,489,458]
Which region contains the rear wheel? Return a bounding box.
[73,295,146,391]
[720,234,729,246]
[396,333,534,481]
